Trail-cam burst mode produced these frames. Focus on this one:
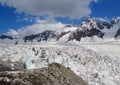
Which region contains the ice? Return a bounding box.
[0,42,120,85]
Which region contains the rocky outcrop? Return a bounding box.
[115,28,120,38]
[68,28,104,41]
[0,63,87,85]
[0,60,25,71]
[0,35,13,40]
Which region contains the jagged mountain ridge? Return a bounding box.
[24,30,58,42]
[0,17,120,44]
[22,17,117,42]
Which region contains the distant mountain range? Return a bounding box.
[0,17,120,44]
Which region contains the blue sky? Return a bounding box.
[0,0,120,36]
[90,0,120,17]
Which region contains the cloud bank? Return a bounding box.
[0,0,98,18]
[1,0,99,37]
[5,21,65,38]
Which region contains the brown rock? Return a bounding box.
[0,63,88,85]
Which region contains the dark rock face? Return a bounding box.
[68,28,104,41]
[97,19,115,30]
[97,23,104,30]
[102,22,113,29]
[0,60,25,71]
[0,63,87,85]
[57,31,70,41]
[0,35,13,40]
[115,28,120,38]
[24,30,57,42]
[0,60,11,71]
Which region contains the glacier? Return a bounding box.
[0,41,120,85]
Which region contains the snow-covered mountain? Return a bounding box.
[0,17,120,44]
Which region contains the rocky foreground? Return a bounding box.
[0,63,87,85]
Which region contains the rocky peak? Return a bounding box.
[80,17,98,30]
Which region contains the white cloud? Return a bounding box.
[16,15,34,22]
[6,29,19,37]
[5,20,65,38]
[2,0,99,38]
[93,17,109,22]
[0,0,98,18]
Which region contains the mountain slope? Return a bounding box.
[23,30,57,42]
[0,17,120,44]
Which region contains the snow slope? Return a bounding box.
[0,42,120,85]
